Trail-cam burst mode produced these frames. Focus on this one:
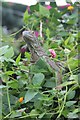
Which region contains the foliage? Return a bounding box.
[0,2,80,120]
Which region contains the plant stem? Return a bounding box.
[6,82,11,113]
[64,67,79,76]
[9,26,25,37]
[3,111,13,120]
[57,86,68,118]
[67,55,73,75]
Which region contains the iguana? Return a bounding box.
[22,30,62,86]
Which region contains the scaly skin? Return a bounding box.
[22,30,62,85]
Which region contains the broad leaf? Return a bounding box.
[5,71,14,75]
[8,80,18,89]
[32,73,44,86]
[23,10,30,24]
[44,78,56,88]
[69,75,78,81]
[25,52,31,61]
[0,85,6,89]
[67,58,78,70]
[0,45,9,56]
[67,112,78,118]
[4,47,14,58]
[67,90,75,100]
[30,109,39,117]
[10,111,22,118]
[16,54,21,65]
[38,112,45,119]
[24,90,38,103]
[39,4,50,17]
[66,101,76,107]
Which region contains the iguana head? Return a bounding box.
[22,30,37,44]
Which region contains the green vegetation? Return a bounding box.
[0,2,80,120]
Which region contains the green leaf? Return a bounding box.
[78,31,80,38]
[30,109,39,117]
[58,31,69,37]
[8,80,18,89]
[67,112,79,118]
[34,100,42,110]
[64,37,70,46]
[46,28,50,38]
[68,13,78,19]
[62,109,69,118]
[52,16,60,25]
[39,4,50,17]
[67,90,75,100]
[73,108,80,114]
[32,73,44,86]
[78,74,80,85]
[10,111,22,118]
[25,52,31,61]
[0,73,9,82]
[23,10,30,24]
[51,8,61,18]
[30,3,39,11]
[66,101,76,107]
[38,112,45,118]
[44,81,56,88]
[5,71,14,75]
[0,45,9,56]
[24,90,38,103]
[0,85,6,89]
[16,54,21,64]
[69,75,78,81]
[44,78,56,88]
[30,64,48,74]
[67,58,78,70]
[61,81,77,86]
[0,56,7,62]
[67,19,77,25]
[19,65,29,72]
[4,47,14,58]
[64,35,75,47]
[36,58,49,71]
